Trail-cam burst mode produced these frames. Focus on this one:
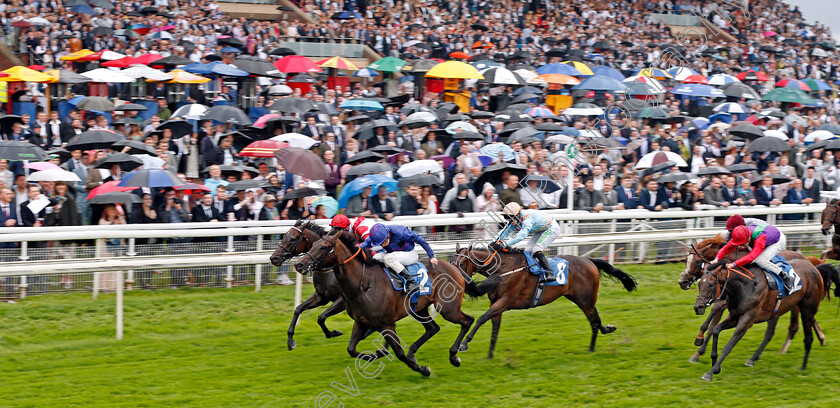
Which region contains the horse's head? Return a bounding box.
[679,237,722,290]
[693,266,725,315]
[270,220,318,266]
[821,199,840,235]
[295,228,341,274]
[451,243,499,278]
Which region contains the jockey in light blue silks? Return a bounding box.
[493,202,562,281]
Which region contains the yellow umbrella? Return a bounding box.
[562,61,594,76]
[530,74,581,85]
[636,68,673,80]
[425,61,484,79]
[159,70,210,84]
[316,57,360,71]
[60,49,95,61]
[0,66,56,83]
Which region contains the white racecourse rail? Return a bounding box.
[0,204,828,340]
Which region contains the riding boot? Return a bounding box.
[397,267,420,294]
[534,251,555,282]
[778,271,795,292]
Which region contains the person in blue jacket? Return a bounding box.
[359,223,439,293]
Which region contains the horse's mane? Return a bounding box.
[831,199,839,205]
[332,228,374,263]
[698,234,727,249]
[304,221,327,236]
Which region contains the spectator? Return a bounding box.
[803,167,822,201]
[499,174,522,206]
[736,178,758,206]
[616,176,638,209]
[160,188,190,224]
[204,165,230,195]
[577,178,605,213]
[680,182,701,211]
[192,193,223,223]
[323,150,341,197]
[369,185,396,220]
[783,179,811,221]
[475,183,500,213]
[400,183,423,216]
[756,176,783,206]
[721,177,738,205]
[259,195,281,220]
[601,179,623,211]
[639,179,668,211]
[0,160,12,188]
[702,177,730,208]
[345,185,373,218]
[440,173,476,213]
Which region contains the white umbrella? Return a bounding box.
[707,74,740,86]
[635,151,688,169]
[811,48,828,58]
[578,129,603,138]
[172,104,209,120]
[271,133,318,149]
[27,17,50,26]
[98,51,128,61]
[121,65,173,81]
[396,159,443,178]
[667,67,697,81]
[445,122,478,134]
[514,69,538,82]
[480,67,526,85]
[709,123,731,130]
[804,130,835,143]
[562,107,605,116]
[404,111,437,123]
[713,102,748,114]
[623,75,666,94]
[545,135,574,144]
[133,154,165,169]
[764,129,788,140]
[26,168,81,182]
[268,84,293,96]
[81,68,134,83]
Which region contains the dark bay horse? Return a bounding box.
[451,244,637,357]
[694,251,839,381]
[679,235,830,362]
[295,229,474,377]
[820,199,840,260]
[269,220,346,351]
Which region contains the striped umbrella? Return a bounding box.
[240,140,290,157]
[316,57,359,70]
[353,68,378,78]
[707,74,740,86]
[775,79,811,91]
[636,67,673,80]
[562,61,594,76]
[525,107,556,117]
[713,102,748,114]
[665,67,698,81]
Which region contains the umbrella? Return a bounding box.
[763,130,788,140]
[397,174,441,187]
[309,196,339,217]
[636,151,688,169]
[171,104,209,120]
[804,78,831,91]
[479,67,525,85]
[240,140,289,157]
[707,74,740,86]
[572,75,626,91]
[44,69,90,84]
[721,82,760,100]
[87,180,138,200]
[269,97,317,113]
[76,96,115,111]
[713,102,747,114]
[747,136,791,152]
[149,55,194,67]
[368,57,406,73]
[726,163,759,173]
[469,111,494,120]
[71,4,96,14]
[180,62,248,77]
[804,130,836,142]
[751,174,791,185]
[369,145,405,156]
[401,59,440,73]
[174,183,211,195]
[340,99,385,111]
[776,79,811,91]
[232,56,282,77]
[762,87,814,104]
[658,172,696,183]
[669,83,725,97]
[316,57,359,71]
[445,122,478,134]
[728,124,764,140]
[354,68,378,78]
[225,180,269,191]
[26,168,81,182]
[0,141,48,161]
[590,66,625,81]
[89,191,142,205]
[267,84,293,96]
[818,124,840,135]
[345,151,385,164]
[355,119,399,140]
[119,169,185,188]
[521,175,562,194]
[274,147,329,180]
[337,174,398,208]
[157,119,192,138]
[111,140,157,156]
[641,161,677,177]
[696,166,731,176]
[271,133,318,149]
[273,55,322,74]
[134,154,165,169]
[202,105,251,125]
[736,70,769,81]
[94,153,143,172]
[425,61,483,79]
[472,163,527,194]
[395,160,443,178]
[636,67,672,79]
[269,48,296,57]
[346,162,392,176]
[681,74,708,84]
[451,131,484,141]
[536,63,583,76]
[784,114,807,127]
[66,130,120,150]
[162,70,211,84]
[114,103,149,113]
[479,143,516,161]
[284,187,327,200]
[400,112,438,129]
[24,162,61,171]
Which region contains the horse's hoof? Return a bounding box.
[713,367,721,375]
[800,366,807,372]
[450,356,461,367]
[688,355,700,363]
[819,339,826,346]
[326,330,343,338]
[701,373,713,382]
[287,339,297,351]
[459,342,469,352]
[694,338,705,347]
[487,353,494,359]
[744,360,755,367]
[419,365,431,377]
[602,325,617,334]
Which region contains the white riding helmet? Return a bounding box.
[502,202,522,218]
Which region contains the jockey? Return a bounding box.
[722,214,768,237]
[493,202,562,281]
[712,222,796,292]
[330,214,375,240]
[359,223,439,294]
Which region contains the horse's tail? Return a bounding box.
[589,258,637,292]
[465,274,502,299]
[464,279,484,299]
[815,263,840,300]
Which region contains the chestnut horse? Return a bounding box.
[295,229,474,377]
[820,199,840,260]
[269,220,346,351]
[679,235,831,362]
[451,244,637,357]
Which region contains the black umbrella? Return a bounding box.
[822,139,840,152]
[112,117,142,127]
[179,40,196,51]
[399,103,434,116]
[274,147,329,180]
[495,112,532,123]
[805,139,830,152]
[354,119,399,140]
[642,160,677,177]
[232,56,282,77]
[345,150,385,164]
[346,162,392,176]
[369,145,404,155]
[343,115,372,125]
[748,136,790,153]
[521,174,562,193]
[497,122,530,139]
[726,163,759,173]
[203,105,252,125]
[115,103,147,112]
[507,127,540,144]
[46,147,71,163]
[721,82,760,100]
[545,48,565,58]
[399,117,436,129]
[77,96,115,111]
[697,166,732,176]
[289,73,318,83]
[398,173,441,187]
[269,47,296,56]
[0,140,48,161]
[66,130,121,150]
[218,37,244,48]
[536,123,566,132]
[89,191,142,205]
[728,124,764,140]
[111,139,157,156]
[94,152,143,171]
[751,174,791,185]
[150,55,194,67]
[472,163,527,194]
[312,102,339,115]
[283,187,326,199]
[139,6,159,14]
[658,172,696,183]
[470,111,494,119]
[225,179,270,191]
[470,23,489,31]
[269,97,318,113]
[91,26,113,36]
[512,92,540,103]
[157,119,192,138]
[452,131,485,141]
[443,114,471,123]
[818,123,840,135]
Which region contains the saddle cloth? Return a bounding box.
[383,262,432,301]
[762,255,801,298]
[523,252,569,286]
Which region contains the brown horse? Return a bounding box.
[295,229,474,376]
[269,220,346,351]
[820,199,840,260]
[451,244,637,357]
[694,249,839,381]
[679,235,831,362]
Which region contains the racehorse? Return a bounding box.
[451,244,637,357]
[269,220,345,351]
[295,229,474,377]
[679,235,831,362]
[693,249,839,381]
[820,199,840,260]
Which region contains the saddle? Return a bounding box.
[382,262,432,304]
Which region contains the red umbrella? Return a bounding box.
[101,56,136,68]
[12,20,32,28]
[133,54,164,65]
[775,79,811,91]
[273,55,322,74]
[681,74,708,84]
[241,140,290,157]
[736,70,769,81]
[449,51,470,59]
[174,183,211,195]
[87,180,138,200]
[253,113,283,128]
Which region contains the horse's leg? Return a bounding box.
[460,297,509,352]
[347,321,369,359]
[703,313,756,381]
[287,292,327,351]
[780,307,799,354]
[565,294,613,353]
[815,320,826,346]
[745,317,778,367]
[690,303,725,363]
[801,308,817,371]
[317,297,346,339]
[436,299,475,367]
[406,308,440,361]
[380,327,430,377]
[488,314,502,359]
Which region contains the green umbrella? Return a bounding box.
[368,56,406,73]
[761,87,814,104]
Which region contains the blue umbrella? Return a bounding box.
[591,66,625,81]
[220,46,242,53]
[353,68,378,78]
[67,95,85,106]
[118,169,185,188]
[477,155,494,167]
[805,78,831,91]
[707,112,733,124]
[691,117,710,130]
[479,143,515,161]
[670,83,725,98]
[572,75,626,92]
[71,4,96,14]
[398,75,414,83]
[339,99,384,111]
[333,10,363,19]
[180,61,249,77]
[309,196,339,217]
[338,174,398,209]
[666,67,699,77]
[521,175,562,194]
[535,63,582,76]
[560,127,580,136]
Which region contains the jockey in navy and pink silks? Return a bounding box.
[712,221,796,292]
[359,223,438,293]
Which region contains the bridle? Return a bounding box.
[821,202,840,234]
[697,263,756,307]
[683,242,710,287]
[300,232,368,300]
[277,226,307,262]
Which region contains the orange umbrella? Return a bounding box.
[471,41,494,49]
[449,51,470,59]
[530,74,581,85]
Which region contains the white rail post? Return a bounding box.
[125,238,136,290]
[116,269,123,340]
[225,235,234,288]
[294,270,303,308]
[608,218,617,263]
[18,241,29,299]
[93,238,103,299]
[255,234,263,293]
[18,275,27,299]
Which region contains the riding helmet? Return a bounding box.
[502,202,522,218]
[369,223,390,247]
[730,225,750,245]
[330,214,350,229]
[725,214,744,231]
